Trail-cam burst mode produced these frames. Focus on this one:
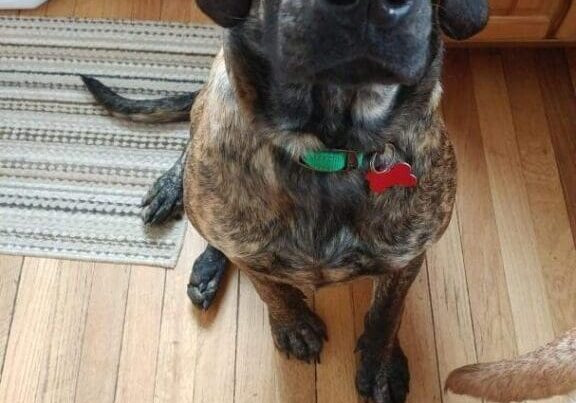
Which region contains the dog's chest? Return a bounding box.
[259,191,443,286]
[184,71,456,286]
[185,153,454,288]
[246,216,426,287]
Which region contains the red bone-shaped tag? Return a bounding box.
[365,162,418,193]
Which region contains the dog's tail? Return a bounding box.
[80,75,198,123]
[445,327,576,402]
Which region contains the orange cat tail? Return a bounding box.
[445,328,576,402]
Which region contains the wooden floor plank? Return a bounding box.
[75,264,130,403]
[0,258,61,403]
[235,274,315,403]
[42,260,94,403]
[154,231,238,403]
[536,49,576,255]
[316,285,359,403]
[426,213,478,403]
[153,228,202,403]
[153,229,238,403]
[443,49,518,363]
[115,266,165,403]
[160,0,191,23]
[502,49,576,336]
[101,0,133,19]
[74,0,103,18]
[0,256,23,375]
[45,0,76,17]
[155,229,238,403]
[133,0,163,21]
[190,269,238,403]
[397,267,443,403]
[470,51,559,384]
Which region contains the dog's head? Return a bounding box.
[197,0,488,86]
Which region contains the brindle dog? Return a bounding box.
[83,1,488,401]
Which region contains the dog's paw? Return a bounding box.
[141,165,184,225]
[356,344,410,403]
[187,246,228,310]
[270,310,328,363]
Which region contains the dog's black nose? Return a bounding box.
[369,0,413,26]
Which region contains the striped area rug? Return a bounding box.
[0,17,221,268]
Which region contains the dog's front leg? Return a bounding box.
[247,273,327,363]
[356,254,424,403]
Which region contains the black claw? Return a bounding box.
[150,205,172,224]
[141,185,161,208]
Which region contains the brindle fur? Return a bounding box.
[85,1,488,400]
[182,16,456,403]
[184,47,455,285]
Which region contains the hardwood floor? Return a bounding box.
[0,1,575,402]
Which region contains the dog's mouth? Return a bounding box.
[272,34,431,88]
[312,57,424,86]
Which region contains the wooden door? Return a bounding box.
[555,2,576,39]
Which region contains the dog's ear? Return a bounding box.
[437,0,489,40]
[196,0,252,28]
